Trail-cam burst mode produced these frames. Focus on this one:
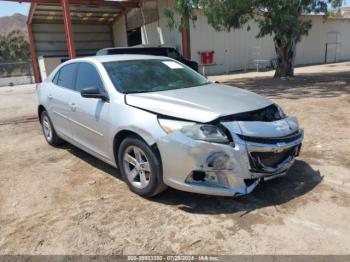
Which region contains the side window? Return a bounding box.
[75,63,104,92]
[52,71,60,85]
[57,63,78,90]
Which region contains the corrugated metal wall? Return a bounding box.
[155,0,182,50]
[126,0,158,30]
[112,4,350,75]
[190,11,274,74]
[32,22,114,57]
[112,16,128,47]
[135,0,182,49]
[296,16,350,65]
[189,11,350,75]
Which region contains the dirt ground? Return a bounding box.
[0,62,350,255]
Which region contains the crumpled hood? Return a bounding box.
[125,83,273,123]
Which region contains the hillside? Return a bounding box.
[0,13,27,37]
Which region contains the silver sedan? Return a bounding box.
[37,55,303,197]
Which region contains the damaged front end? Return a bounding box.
[156,104,304,197]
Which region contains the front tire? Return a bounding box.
[118,136,167,197]
[40,110,64,146]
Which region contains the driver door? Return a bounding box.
[68,62,111,161]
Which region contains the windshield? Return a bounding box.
[103,59,209,94]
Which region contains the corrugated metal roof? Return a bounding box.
[33,4,118,24]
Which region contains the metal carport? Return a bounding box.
[3,0,140,82]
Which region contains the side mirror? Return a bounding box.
[80,87,108,101]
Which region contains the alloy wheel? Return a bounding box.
[123,145,152,189]
[42,115,53,142]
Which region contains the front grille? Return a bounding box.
[249,146,299,172]
[238,130,302,144]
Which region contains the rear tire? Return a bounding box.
[40,110,64,146]
[118,136,167,197]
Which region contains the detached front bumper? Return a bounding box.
[157,124,304,197]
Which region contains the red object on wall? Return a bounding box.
[199,51,215,65]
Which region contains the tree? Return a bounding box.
[165,0,343,78]
[0,30,30,62]
[0,30,30,75]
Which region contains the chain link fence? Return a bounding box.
[0,61,34,87]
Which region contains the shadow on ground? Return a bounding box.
[152,160,322,215]
[62,143,321,215]
[62,143,122,180]
[223,71,350,99]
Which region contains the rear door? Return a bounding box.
[68,62,111,160]
[48,63,78,140]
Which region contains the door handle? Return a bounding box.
[70,102,77,111]
[48,94,53,100]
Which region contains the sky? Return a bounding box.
[0,0,350,17]
[0,2,30,17]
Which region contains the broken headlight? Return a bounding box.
[158,118,230,143]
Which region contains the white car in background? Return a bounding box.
[37,55,303,197]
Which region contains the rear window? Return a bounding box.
[103,59,209,94]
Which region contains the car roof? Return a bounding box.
[99,46,175,51]
[66,54,171,64]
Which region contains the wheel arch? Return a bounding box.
[113,129,162,168]
[38,105,46,124]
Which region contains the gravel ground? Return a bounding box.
[0,62,350,255]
